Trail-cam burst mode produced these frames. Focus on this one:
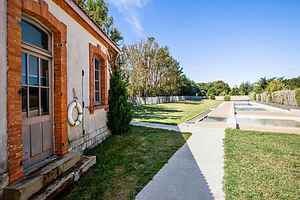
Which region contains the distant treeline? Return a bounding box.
[197,76,300,98]
[119,36,300,98]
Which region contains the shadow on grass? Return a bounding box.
[176,100,205,105]
[57,125,214,200]
[133,120,179,126]
[133,114,181,120]
[133,105,183,114]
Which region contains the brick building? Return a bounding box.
[0,0,119,199]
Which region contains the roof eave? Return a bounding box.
[65,0,121,53]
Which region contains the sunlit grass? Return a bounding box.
[133,100,221,125]
[224,128,300,200]
[59,126,191,200]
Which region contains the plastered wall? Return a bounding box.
[0,0,7,174]
[46,0,110,150]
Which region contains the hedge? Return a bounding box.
[224,95,231,101]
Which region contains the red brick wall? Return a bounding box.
[7,0,68,183]
[89,43,109,113]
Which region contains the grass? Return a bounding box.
[224,128,300,200]
[132,100,221,125]
[59,126,191,200]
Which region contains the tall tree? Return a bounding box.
[121,37,184,97]
[239,82,252,95]
[266,79,286,94]
[76,0,123,45]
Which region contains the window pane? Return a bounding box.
[95,59,100,70]
[95,91,100,103]
[22,87,27,112]
[29,87,39,113]
[41,88,49,115]
[22,53,27,85]
[40,59,49,86]
[29,55,39,86]
[95,80,100,91]
[95,69,99,81]
[21,20,49,51]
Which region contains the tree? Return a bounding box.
[258,77,268,90]
[107,69,132,134]
[76,0,123,45]
[283,76,300,90]
[207,87,217,98]
[197,82,210,96]
[208,81,230,96]
[239,82,252,95]
[180,75,200,96]
[121,37,183,97]
[230,86,240,95]
[266,79,286,94]
[253,82,263,94]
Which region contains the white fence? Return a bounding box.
[130,96,205,105]
[256,90,298,107]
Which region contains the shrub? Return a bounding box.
[296,88,300,107]
[224,95,231,101]
[210,95,215,100]
[107,69,132,135]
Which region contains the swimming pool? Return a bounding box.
[235,107,267,112]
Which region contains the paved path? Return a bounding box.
[208,102,232,118]
[133,122,225,200]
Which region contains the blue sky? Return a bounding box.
[107,0,300,86]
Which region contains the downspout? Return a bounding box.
[81,69,86,150]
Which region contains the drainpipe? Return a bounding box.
[81,69,86,143]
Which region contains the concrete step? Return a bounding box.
[3,153,95,200]
[32,155,96,200]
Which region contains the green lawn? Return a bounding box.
[132,100,221,125]
[59,126,191,200]
[224,128,300,200]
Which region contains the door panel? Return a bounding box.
[42,121,52,151]
[22,125,30,163]
[30,123,43,157]
[21,50,53,170]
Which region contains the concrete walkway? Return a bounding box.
[133,122,225,200]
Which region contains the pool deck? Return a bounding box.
[196,101,300,134]
[207,102,233,118]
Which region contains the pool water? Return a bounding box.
[235,107,267,112]
[234,102,252,106]
[237,118,300,128]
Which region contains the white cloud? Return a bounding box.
[109,0,149,10]
[108,0,149,37]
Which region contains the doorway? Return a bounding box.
[21,17,54,169]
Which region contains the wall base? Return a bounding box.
[0,173,8,198]
[69,126,111,153]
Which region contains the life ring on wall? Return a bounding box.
[68,101,83,127]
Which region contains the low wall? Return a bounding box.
[215,96,250,101]
[130,96,205,105]
[256,90,298,107]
